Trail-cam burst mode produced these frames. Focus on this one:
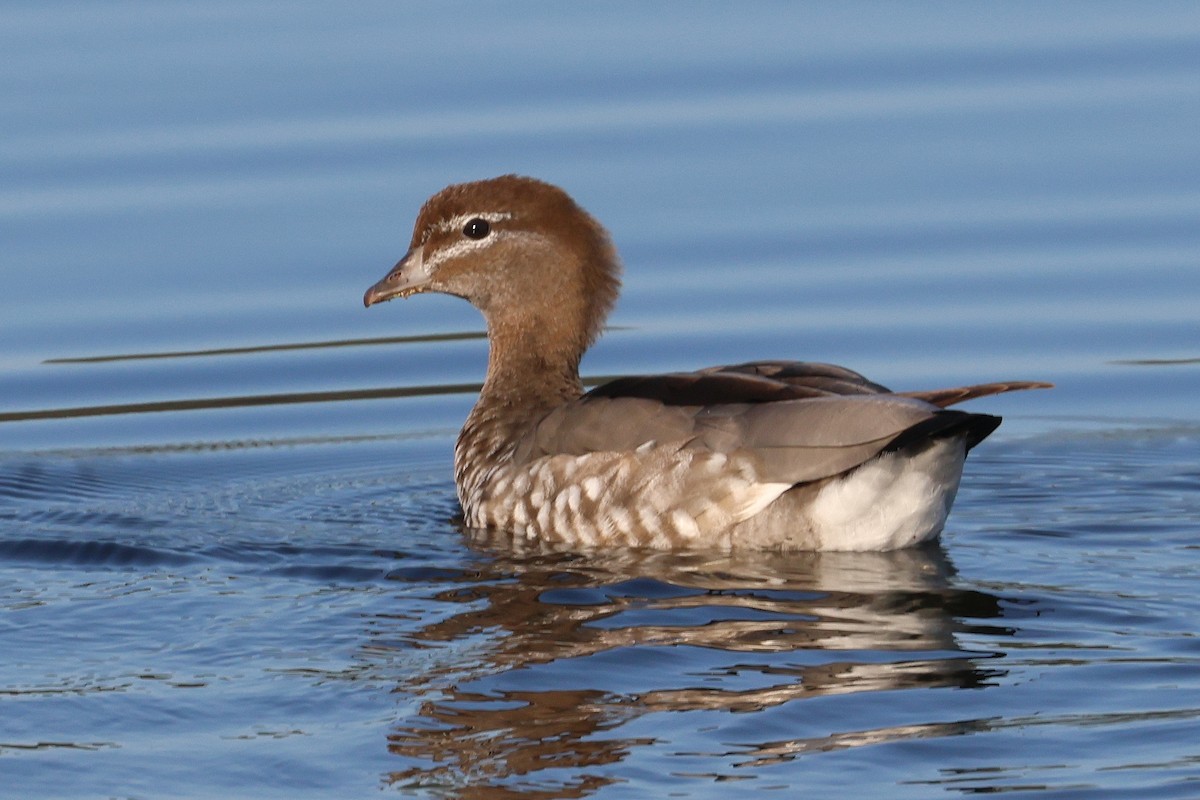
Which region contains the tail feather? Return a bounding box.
[884,409,1002,453]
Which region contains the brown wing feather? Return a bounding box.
[898,381,1054,408]
[585,360,891,407]
[700,360,892,395]
[585,372,826,405]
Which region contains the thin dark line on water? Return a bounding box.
[10,429,459,459]
[0,740,118,752]
[0,384,481,423]
[41,326,633,365]
[42,332,487,365]
[1109,357,1200,366]
[0,376,623,424]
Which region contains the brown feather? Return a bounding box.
[898,381,1054,408]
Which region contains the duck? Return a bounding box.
[364,175,1050,551]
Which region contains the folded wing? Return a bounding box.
[513,361,1049,485]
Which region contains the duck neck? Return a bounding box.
[454,317,587,502]
[478,316,586,411]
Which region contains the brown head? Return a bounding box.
[364,175,622,364]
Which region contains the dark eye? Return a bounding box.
[463,217,490,239]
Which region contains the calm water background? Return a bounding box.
[3,2,1200,797]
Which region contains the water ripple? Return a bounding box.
[0,537,195,568]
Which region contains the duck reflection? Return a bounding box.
[378,541,1009,795]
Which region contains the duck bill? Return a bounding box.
[363,247,432,307]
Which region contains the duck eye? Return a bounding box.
[463,217,490,240]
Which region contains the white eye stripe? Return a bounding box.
[424,232,507,270]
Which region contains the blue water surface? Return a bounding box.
[2,2,1199,797]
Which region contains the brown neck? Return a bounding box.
[454,315,586,492]
[479,315,586,410]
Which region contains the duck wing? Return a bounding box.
[695,360,893,396]
[515,365,1007,485]
[696,360,1052,407]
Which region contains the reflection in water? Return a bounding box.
[389,687,641,798]
[724,717,992,769]
[375,545,1010,795]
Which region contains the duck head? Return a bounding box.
[364,175,622,358]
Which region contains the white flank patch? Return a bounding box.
[609,506,633,535]
[565,485,582,514]
[581,476,604,501]
[809,437,967,551]
[670,510,702,540]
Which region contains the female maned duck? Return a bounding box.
[364,175,1049,551]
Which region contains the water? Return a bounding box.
[3,2,1199,797]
